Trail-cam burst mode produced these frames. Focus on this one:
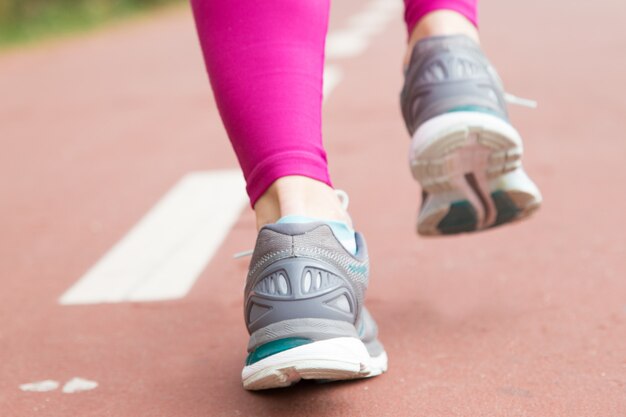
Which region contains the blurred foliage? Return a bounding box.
[0,0,180,47]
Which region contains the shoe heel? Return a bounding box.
[410,112,541,235]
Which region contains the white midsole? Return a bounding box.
[410,111,523,161]
[241,337,387,381]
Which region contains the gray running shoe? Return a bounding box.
[241,222,387,390]
[401,35,542,236]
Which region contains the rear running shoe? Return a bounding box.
[241,222,387,390]
[401,34,542,236]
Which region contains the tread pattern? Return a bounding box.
[410,112,542,235]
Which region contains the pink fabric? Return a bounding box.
[191,0,477,206]
[404,0,478,36]
[191,0,332,206]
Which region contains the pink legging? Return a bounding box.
[191,0,477,206]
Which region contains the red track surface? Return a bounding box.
[1,1,625,415]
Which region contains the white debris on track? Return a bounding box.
[19,380,60,392]
[62,377,98,393]
[19,377,98,393]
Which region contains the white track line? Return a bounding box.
[59,170,246,305]
[323,65,343,99]
[326,0,402,60]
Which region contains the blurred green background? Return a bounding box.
[0,0,181,48]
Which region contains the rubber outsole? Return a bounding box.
[241,337,387,391]
[409,111,542,236]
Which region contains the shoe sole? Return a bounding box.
[241,337,388,390]
[410,111,542,236]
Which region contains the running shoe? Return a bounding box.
[401,35,542,236]
[241,222,387,390]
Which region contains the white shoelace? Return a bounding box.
[233,249,255,259]
[334,189,351,211]
[504,92,538,109]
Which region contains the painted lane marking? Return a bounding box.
[326,0,403,60]
[326,31,369,59]
[19,380,60,392]
[62,377,98,393]
[323,65,343,99]
[322,0,401,101]
[59,170,247,304]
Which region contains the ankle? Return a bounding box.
[404,10,480,67]
[253,176,351,230]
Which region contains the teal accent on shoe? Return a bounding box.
[358,320,365,337]
[348,264,368,276]
[245,337,313,366]
[491,191,520,226]
[277,215,357,255]
[437,201,477,234]
[446,105,504,119]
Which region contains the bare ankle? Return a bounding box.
[404,10,480,67]
[253,176,351,230]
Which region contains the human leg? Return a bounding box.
[404,0,478,36]
[190,0,348,229]
[190,0,386,389]
[404,0,478,66]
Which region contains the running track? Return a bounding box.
[1,0,625,415]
